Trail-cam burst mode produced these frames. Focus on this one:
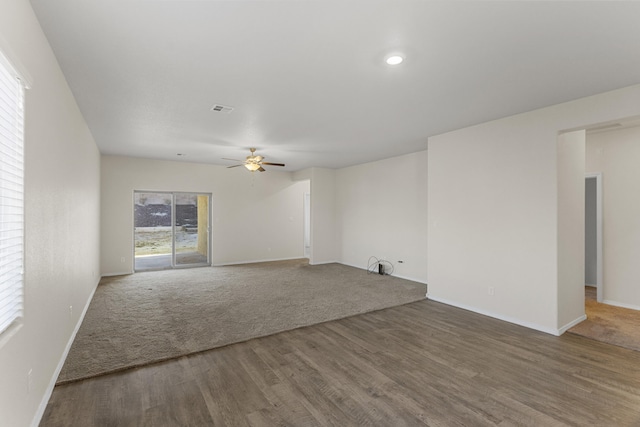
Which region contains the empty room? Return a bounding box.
[2,1,640,426]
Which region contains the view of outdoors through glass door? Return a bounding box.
[134,192,210,271]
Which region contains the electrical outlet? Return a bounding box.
[488,286,495,296]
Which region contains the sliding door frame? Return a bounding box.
[133,190,212,271]
[172,191,212,269]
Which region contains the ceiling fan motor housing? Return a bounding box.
[224,147,285,172]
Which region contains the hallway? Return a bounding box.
[568,286,640,352]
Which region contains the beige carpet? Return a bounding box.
[568,286,640,352]
[57,259,426,384]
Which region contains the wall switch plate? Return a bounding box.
[488,286,495,296]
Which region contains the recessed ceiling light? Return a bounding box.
[386,55,404,65]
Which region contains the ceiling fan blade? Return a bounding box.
[222,158,243,162]
[261,162,285,167]
[258,167,266,172]
[227,164,243,168]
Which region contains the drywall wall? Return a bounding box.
[101,156,309,274]
[585,177,597,285]
[586,126,640,309]
[308,168,337,264]
[335,151,427,282]
[427,116,560,333]
[0,2,101,426]
[428,84,640,334]
[557,130,586,330]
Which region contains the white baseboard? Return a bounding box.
[603,299,640,312]
[215,256,305,267]
[101,271,133,277]
[31,278,99,427]
[339,261,427,284]
[308,259,339,266]
[108,258,311,271]
[391,273,427,284]
[339,260,372,272]
[558,314,587,335]
[426,294,561,336]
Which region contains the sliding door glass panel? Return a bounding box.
[134,192,173,271]
[174,193,209,266]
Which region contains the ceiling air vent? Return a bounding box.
[210,104,234,113]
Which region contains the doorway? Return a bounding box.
[134,191,211,271]
[585,174,602,302]
[303,192,310,259]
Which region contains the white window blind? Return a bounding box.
[0,50,25,335]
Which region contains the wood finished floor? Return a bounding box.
[41,300,640,426]
[567,286,640,353]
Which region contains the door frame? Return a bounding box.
[585,173,603,302]
[303,192,311,259]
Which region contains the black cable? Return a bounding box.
[367,256,394,276]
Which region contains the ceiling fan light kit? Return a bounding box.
[224,147,285,173]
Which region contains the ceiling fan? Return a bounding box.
[223,148,285,172]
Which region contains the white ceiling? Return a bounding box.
[29,1,640,171]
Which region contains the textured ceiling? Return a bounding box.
[30,1,640,171]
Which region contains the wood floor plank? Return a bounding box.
[292,328,434,426]
[236,347,319,426]
[41,300,640,426]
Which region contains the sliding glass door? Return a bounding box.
[134,192,173,271]
[175,193,209,266]
[134,191,211,271]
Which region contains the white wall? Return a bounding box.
[307,168,337,264]
[0,1,101,426]
[428,84,640,335]
[586,126,640,309]
[101,156,309,274]
[557,130,586,330]
[336,151,427,282]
